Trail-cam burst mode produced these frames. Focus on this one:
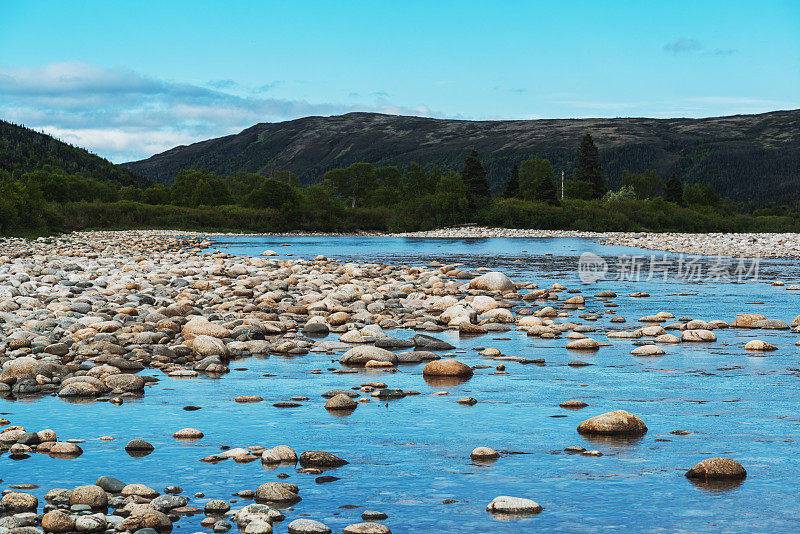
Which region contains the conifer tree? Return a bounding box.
[461,149,491,208]
[665,172,683,204]
[504,163,519,198]
[573,133,605,199]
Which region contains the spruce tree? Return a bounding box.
[461,149,491,208]
[665,172,683,204]
[573,133,605,199]
[504,163,519,198]
[519,158,557,204]
[531,158,558,204]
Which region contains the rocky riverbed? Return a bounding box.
[1,230,799,532]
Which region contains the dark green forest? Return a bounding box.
[3,120,800,236]
[0,120,149,188]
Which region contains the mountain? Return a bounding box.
[124,110,800,205]
[0,120,148,187]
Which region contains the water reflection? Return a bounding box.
[578,433,647,447]
[422,375,472,387]
[688,477,745,493]
[325,407,356,417]
[125,449,153,458]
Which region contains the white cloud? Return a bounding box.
[41,127,209,162]
[0,61,438,162]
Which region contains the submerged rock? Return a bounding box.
[299,450,349,468]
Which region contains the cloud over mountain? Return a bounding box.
[0,62,435,162]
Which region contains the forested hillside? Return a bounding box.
[0,120,148,187]
[124,110,800,206]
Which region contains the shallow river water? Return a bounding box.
[3,236,800,533]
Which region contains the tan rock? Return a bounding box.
[173,428,204,439]
[630,345,665,356]
[577,410,647,435]
[685,457,746,479]
[422,360,473,377]
[182,318,231,339]
[566,338,600,350]
[731,314,767,328]
[69,485,108,508]
[468,272,516,291]
[325,394,357,410]
[744,340,777,351]
[681,329,717,342]
[470,446,499,459]
[42,510,75,533]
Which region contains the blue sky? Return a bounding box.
[1,0,798,162]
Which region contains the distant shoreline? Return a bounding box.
[6,227,799,259]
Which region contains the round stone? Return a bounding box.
[298,450,349,468]
[69,485,108,508]
[325,394,357,410]
[42,510,75,533]
[342,523,392,534]
[470,447,499,460]
[254,482,301,503]
[173,428,204,439]
[204,500,230,514]
[685,457,747,480]
[577,410,648,435]
[486,496,543,515]
[744,340,777,351]
[630,345,665,356]
[422,360,473,377]
[95,476,126,493]
[361,511,388,521]
[125,439,154,451]
[0,491,38,513]
[287,518,332,533]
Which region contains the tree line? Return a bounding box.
[2,133,800,236]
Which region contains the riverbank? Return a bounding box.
[9,227,797,259]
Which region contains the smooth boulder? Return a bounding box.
[577,410,647,436]
[298,450,348,468]
[469,272,516,291]
[69,485,108,508]
[485,496,543,515]
[422,360,473,377]
[685,457,747,479]
[744,340,777,351]
[340,346,397,366]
